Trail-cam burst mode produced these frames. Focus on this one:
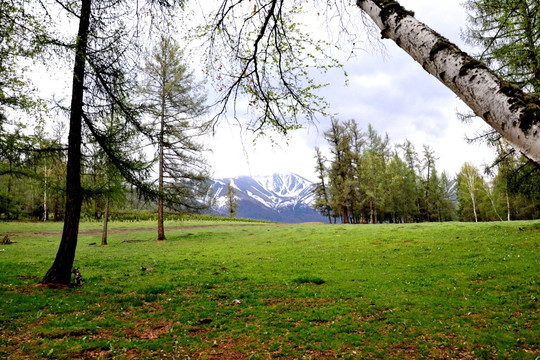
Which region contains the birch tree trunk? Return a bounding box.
[506,191,511,221]
[356,0,540,166]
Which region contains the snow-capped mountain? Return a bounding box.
[211,173,326,223]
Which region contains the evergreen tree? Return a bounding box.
[225,182,238,218]
[438,171,457,222]
[312,147,332,224]
[397,140,421,222]
[324,119,354,223]
[360,125,390,224]
[140,34,210,240]
[421,145,438,221]
[387,152,408,223]
[463,0,540,92]
[41,0,184,285]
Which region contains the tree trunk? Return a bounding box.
[54,199,59,221]
[157,94,166,241]
[43,165,47,222]
[471,192,478,223]
[487,188,503,221]
[40,0,91,285]
[356,0,540,166]
[342,206,349,224]
[369,199,374,224]
[506,191,511,221]
[101,196,109,246]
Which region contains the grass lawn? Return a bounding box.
[0,220,538,359]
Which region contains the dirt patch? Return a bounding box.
[125,319,172,340]
[195,338,252,360]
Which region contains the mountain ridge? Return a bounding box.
[211,173,326,223]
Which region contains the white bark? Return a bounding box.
[356,0,540,166]
[506,191,511,222]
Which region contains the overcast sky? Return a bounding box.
[205,0,496,182]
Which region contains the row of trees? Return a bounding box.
[457,148,540,222]
[312,119,539,224]
[0,34,212,236]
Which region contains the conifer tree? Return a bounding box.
[225,182,238,218]
[312,147,332,224]
[140,34,210,241]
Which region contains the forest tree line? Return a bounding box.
[312,119,540,224]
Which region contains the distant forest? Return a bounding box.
[312,119,540,224]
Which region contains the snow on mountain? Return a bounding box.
[211,173,324,223]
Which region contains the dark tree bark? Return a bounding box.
[157,92,166,241]
[40,0,91,285]
[101,196,109,246]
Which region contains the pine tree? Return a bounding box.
[140,34,210,241]
[324,119,354,224]
[312,147,332,224]
[225,182,238,218]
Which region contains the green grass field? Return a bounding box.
[0,220,538,359]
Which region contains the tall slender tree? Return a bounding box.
[225,182,238,218]
[458,162,482,222]
[312,147,332,224]
[140,34,210,240]
[325,119,354,223]
[41,0,182,285]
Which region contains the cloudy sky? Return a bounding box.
[205,0,496,182]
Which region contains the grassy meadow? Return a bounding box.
[0,219,539,359]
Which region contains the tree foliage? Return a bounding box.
[463,0,540,93]
[0,0,46,113]
[139,34,211,240]
[225,182,238,218]
[312,119,457,224]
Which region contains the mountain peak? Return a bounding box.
[211,173,324,223]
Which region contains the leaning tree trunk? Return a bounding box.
[40,0,91,285]
[356,0,540,166]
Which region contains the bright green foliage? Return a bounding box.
[457,162,484,222]
[81,114,136,222]
[0,0,45,113]
[463,0,540,92]
[0,220,538,358]
[199,1,343,134]
[314,120,456,223]
[456,152,540,221]
[324,119,355,223]
[0,120,66,221]
[360,125,390,224]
